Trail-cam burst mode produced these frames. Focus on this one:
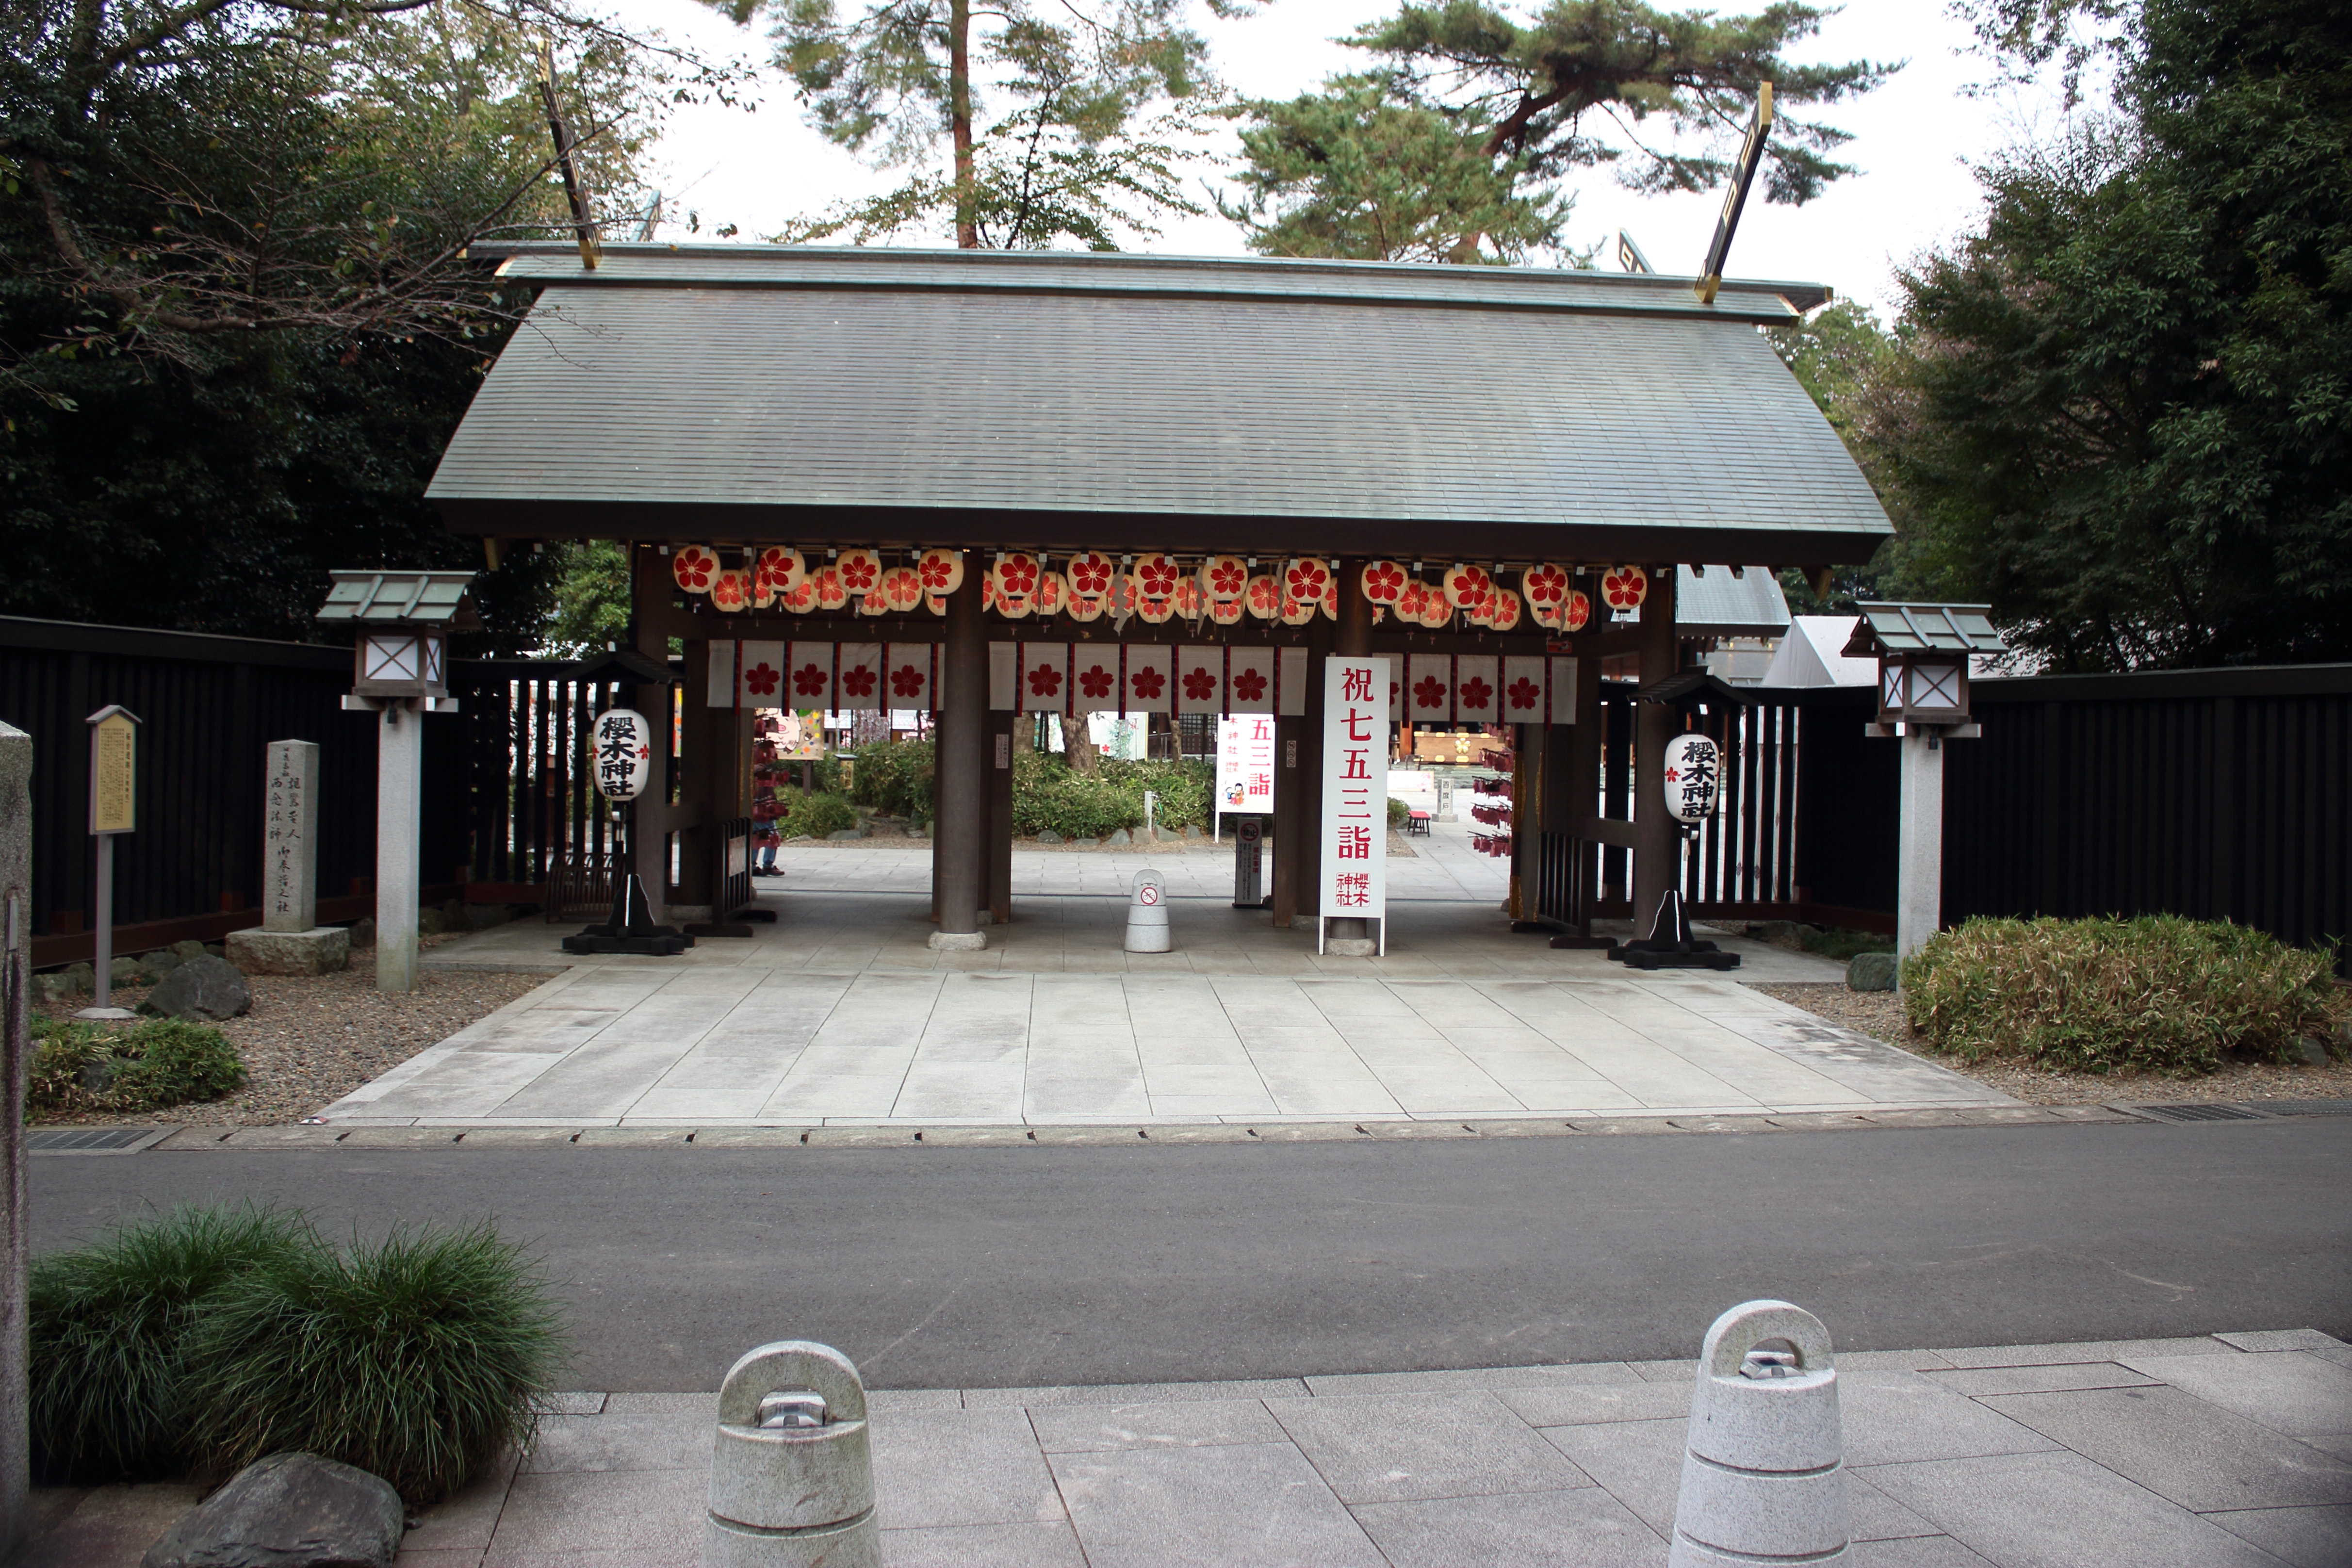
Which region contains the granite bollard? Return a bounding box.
[1668,1299,1848,1568]
[704,1341,879,1568]
[1124,869,1170,953]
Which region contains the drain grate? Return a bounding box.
[2256,1100,2352,1117]
[29,1127,162,1152]
[2127,1102,2273,1123]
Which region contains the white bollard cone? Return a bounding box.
[1124,869,1170,953]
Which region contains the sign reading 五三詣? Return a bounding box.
[592,708,654,800]
[1319,655,1390,921]
[1216,716,1276,816]
[1662,733,1722,824]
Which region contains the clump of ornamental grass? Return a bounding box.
[29,1203,315,1483]
[1903,915,2340,1076]
[29,1013,245,1114]
[187,1220,570,1503]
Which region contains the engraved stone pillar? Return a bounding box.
[227,740,350,977]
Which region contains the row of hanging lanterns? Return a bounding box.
[671,546,1651,634]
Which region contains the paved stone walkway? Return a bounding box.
[312,834,1993,1126]
[372,1327,2344,1567]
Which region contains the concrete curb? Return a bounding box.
[118,1100,2309,1151]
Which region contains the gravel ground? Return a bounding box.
[33,935,548,1127]
[1749,980,2352,1106]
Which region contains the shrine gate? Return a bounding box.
[424,244,1890,949]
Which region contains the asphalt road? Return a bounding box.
[31,1118,2351,1391]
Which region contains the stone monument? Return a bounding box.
[226,741,349,976]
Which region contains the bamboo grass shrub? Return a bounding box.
[1902,915,2341,1075]
[188,1221,570,1503]
[29,1013,245,1114]
[28,1204,314,1482]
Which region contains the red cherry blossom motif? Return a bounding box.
[916,548,963,593]
[1203,556,1248,599]
[1036,572,1065,615]
[813,567,847,608]
[1106,575,1137,615]
[710,569,751,612]
[1244,574,1283,619]
[836,550,882,593]
[1360,560,1407,604]
[1137,595,1175,624]
[745,663,781,698]
[793,664,828,698]
[1028,664,1063,699]
[981,571,997,611]
[1563,589,1592,632]
[882,566,924,610]
[1182,666,1217,702]
[1443,562,1491,608]
[1280,594,1315,626]
[1413,675,1448,710]
[1173,578,1203,619]
[1420,589,1453,629]
[1079,665,1115,700]
[1506,676,1540,711]
[1133,553,1180,598]
[1397,580,1427,618]
[1231,669,1267,704]
[841,665,878,699]
[1067,552,1115,598]
[757,547,806,594]
[1602,565,1647,610]
[1209,597,1243,625]
[996,553,1040,597]
[1459,677,1494,711]
[782,579,817,614]
[1523,562,1568,606]
[890,665,926,699]
[1283,557,1330,602]
[1130,666,1166,701]
[672,546,719,593]
[1488,589,1522,632]
[1066,593,1104,624]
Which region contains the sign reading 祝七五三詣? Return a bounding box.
[1319,655,1389,924]
[592,709,654,801]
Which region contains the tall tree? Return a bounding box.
[1857,0,2351,669]
[718,0,1256,249]
[1,0,688,645]
[1225,0,1894,262]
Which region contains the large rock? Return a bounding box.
[143,1451,403,1568]
[227,927,350,977]
[1846,951,1898,993]
[139,955,252,1020]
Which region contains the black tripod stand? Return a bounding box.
[1608,826,1740,971]
[562,799,695,957]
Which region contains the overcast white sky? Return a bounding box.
[609,0,2079,318]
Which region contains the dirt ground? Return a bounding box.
[1749,980,2352,1106]
[33,934,548,1127]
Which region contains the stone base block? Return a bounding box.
[226,925,350,976]
[1327,937,1377,957]
[928,931,988,951]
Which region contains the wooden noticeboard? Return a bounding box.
[88,706,138,835]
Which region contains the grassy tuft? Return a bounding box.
[1903,915,2341,1075]
[188,1221,571,1503]
[29,1204,316,1483]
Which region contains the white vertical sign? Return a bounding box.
[1216,716,1277,816]
[1319,654,1388,927]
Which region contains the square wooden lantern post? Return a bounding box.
[1844,604,2008,968]
[316,571,477,994]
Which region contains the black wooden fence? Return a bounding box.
[4,616,2345,972]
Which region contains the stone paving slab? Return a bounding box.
[356,1329,2352,1568]
[314,884,1982,1127]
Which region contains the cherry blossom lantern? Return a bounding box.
[1601,565,1648,613]
[1066,550,1117,603]
[1360,560,1408,606]
[671,545,720,595]
[1200,554,1249,602]
[835,548,883,598]
[1244,574,1283,620]
[915,547,964,597]
[709,567,752,613]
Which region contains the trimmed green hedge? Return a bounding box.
[773,790,857,839]
[1903,915,2342,1075]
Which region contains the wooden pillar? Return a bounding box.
[630,546,674,924]
[1271,713,1303,927]
[1631,567,1681,940]
[1293,606,1335,929]
[931,557,987,948]
[676,640,716,915]
[1557,647,1603,938]
[1509,723,1535,920]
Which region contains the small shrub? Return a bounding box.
[848,737,935,821]
[1388,797,1409,829]
[1800,928,1895,964]
[775,789,857,839]
[29,1014,245,1115]
[1904,915,2341,1076]
[188,1221,570,1504]
[29,1204,315,1483]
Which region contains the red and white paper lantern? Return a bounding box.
[1442,562,1491,610]
[1562,588,1592,633]
[835,549,883,598]
[1360,560,1409,605]
[1244,574,1283,621]
[1130,552,1184,602]
[1065,550,1116,602]
[1601,565,1647,612]
[672,545,720,594]
[915,547,964,596]
[1200,554,1249,602]
[812,565,848,611]
[994,552,1041,617]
